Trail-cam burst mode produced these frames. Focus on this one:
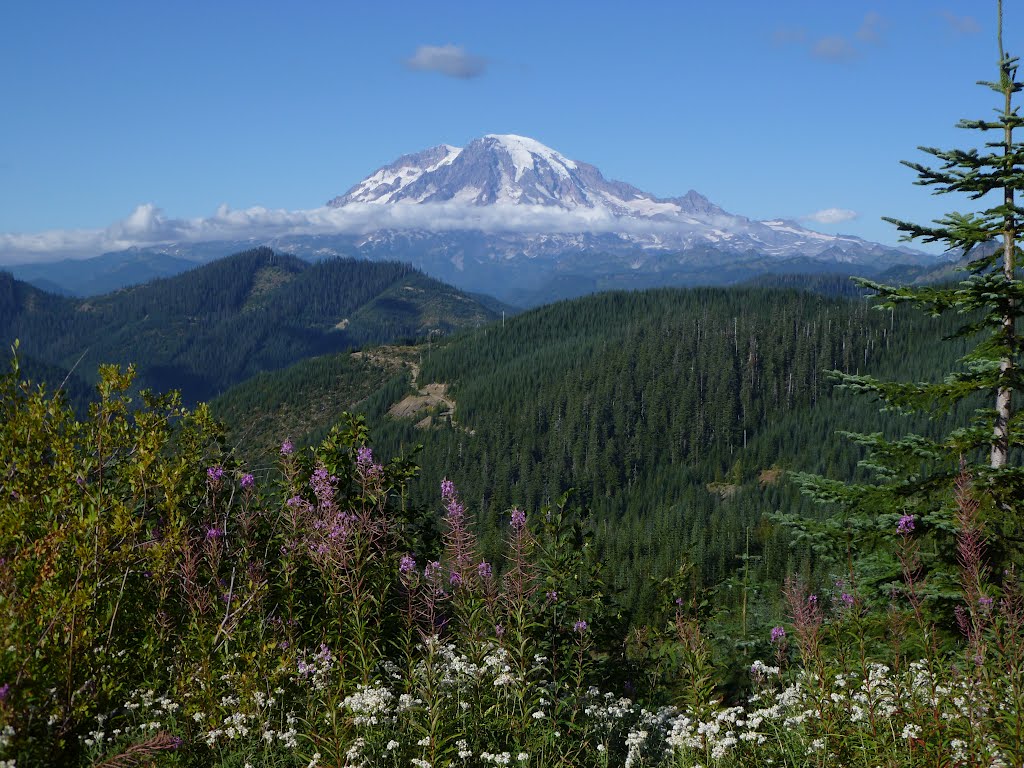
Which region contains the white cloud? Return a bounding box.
[776,13,885,61]
[802,207,859,225]
[0,201,692,265]
[940,10,980,36]
[811,36,857,61]
[405,44,487,79]
[856,12,886,44]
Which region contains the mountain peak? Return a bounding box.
[326,133,681,215]
[479,134,579,179]
[318,135,927,274]
[670,189,726,217]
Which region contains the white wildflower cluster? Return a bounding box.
[196,634,1017,768]
[666,705,748,760]
[191,687,298,752]
[579,689,679,766]
[0,725,15,768]
[411,638,513,693]
[346,736,365,764]
[82,689,184,751]
[342,684,396,726]
[205,711,254,745]
[658,657,1022,765]
[749,659,780,681]
[397,692,423,711]
[479,751,512,765]
[123,688,176,715]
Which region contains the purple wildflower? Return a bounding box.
[446,498,466,521]
[280,440,294,456]
[0,683,9,701]
[424,560,441,581]
[979,595,995,610]
[399,554,417,575]
[477,561,492,580]
[510,508,526,530]
[310,464,337,511]
[75,475,85,487]
[441,478,456,501]
[546,590,559,603]
[206,465,224,482]
[286,495,305,508]
[240,473,255,490]
[770,626,786,643]
[897,514,916,535]
[840,593,855,608]
[356,445,373,469]
[495,624,505,638]
[449,571,463,587]
[807,594,818,607]
[574,619,588,634]
[205,526,223,540]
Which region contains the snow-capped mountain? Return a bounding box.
[10,134,942,305]
[328,134,691,217]
[325,134,923,266]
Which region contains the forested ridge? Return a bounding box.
[0,247,497,403]
[213,284,973,625]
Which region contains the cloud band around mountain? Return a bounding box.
[0,201,694,264]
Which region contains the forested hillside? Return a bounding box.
[211,349,402,462]
[0,248,497,402]
[214,285,972,623]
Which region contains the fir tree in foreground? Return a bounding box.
[792,0,1024,588]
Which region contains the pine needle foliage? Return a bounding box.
[792,2,1024,589]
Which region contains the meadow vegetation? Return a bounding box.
[1,359,1023,768]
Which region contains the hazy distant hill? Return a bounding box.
[0,248,498,403]
[9,249,200,297]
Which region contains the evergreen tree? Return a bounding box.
[793,2,1024,586]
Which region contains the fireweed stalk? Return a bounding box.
[439,479,497,652]
[306,450,397,685]
[502,508,542,729]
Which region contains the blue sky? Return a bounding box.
[0,1,1008,261]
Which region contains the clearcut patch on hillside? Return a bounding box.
[389,382,456,426]
[356,346,463,430]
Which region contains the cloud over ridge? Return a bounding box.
[0,201,691,264]
[802,207,858,225]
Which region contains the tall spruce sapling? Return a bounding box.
[788,2,1024,590]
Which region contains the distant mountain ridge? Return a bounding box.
[8,134,945,304]
[1,248,497,403]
